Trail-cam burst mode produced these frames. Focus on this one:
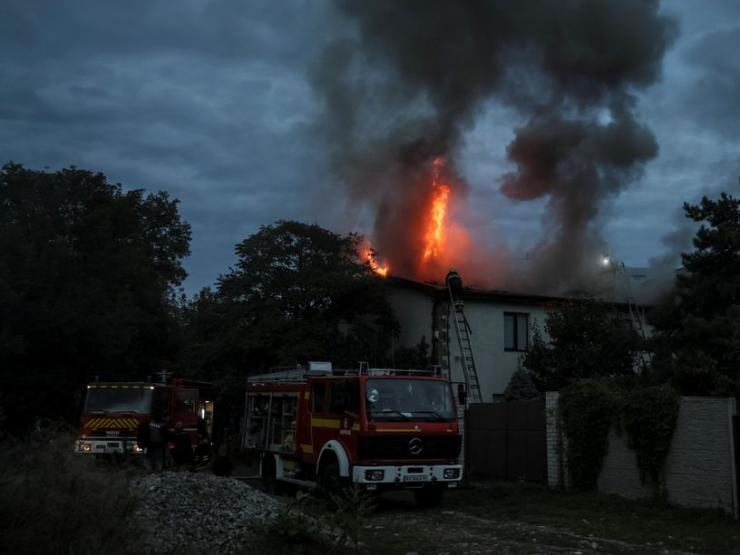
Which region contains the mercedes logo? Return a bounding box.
[408,437,423,455]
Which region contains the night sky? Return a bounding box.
[1,0,738,294]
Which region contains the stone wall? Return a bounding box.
[547,393,738,516]
[545,392,566,488]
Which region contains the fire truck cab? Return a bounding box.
[244,362,462,507]
[75,379,214,458]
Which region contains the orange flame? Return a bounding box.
[422,157,451,262]
[360,243,389,277]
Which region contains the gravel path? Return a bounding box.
[123,474,710,555]
[127,471,280,554]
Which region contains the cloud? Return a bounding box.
[0,0,737,296]
[0,0,338,293]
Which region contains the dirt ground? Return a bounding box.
[236,462,738,555]
[364,490,702,555]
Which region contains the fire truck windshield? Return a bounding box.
[365,379,455,422]
[84,387,153,414]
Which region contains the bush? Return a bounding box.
[253,487,375,554]
[504,367,540,401]
[252,493,338,554]
[0,422,138,555]
[560,380,618,491]
[622,384,679,493]
[559,380,680,495]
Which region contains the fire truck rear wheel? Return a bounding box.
[261,455,278,493]
[414,485,445,508]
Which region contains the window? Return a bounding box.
[365,379,456,421]
[311,383,326,413]
[84,386,152,414]
[175,389,197,413]
[504,312,529,351]
[329,380,359,414]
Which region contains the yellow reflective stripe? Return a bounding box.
[300,443,314,454]
[310,417,360,431]
[87,417,141,429]
[311,417,340,429]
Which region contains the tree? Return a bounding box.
[392,336,430,370]
[504,366,540,401]
[650,193,740,395]
[522,299,641,391]
[177,221,398,440]
[0,163,191,430]
[179,220,398,389]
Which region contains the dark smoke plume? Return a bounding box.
[313,0,676,292]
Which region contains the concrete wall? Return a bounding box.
[547,393,738,515]
[546,391,568,488]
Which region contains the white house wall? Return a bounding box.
[385,285,435,353]
[447,300,549,401]
[386,281,550,401]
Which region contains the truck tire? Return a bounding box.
[319,460,344,496]
[262,454,290,495]
[414,485,445,508]
[262,454,278,493]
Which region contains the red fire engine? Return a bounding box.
[75,378,214,458]
[243,362,463,507]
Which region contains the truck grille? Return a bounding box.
[358,435,461,461]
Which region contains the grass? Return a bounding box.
[443,481,740,554]
[3,427,736,555]
[0,422,139,555]
[252,481,740,555]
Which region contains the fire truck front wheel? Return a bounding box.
[319,460,346,495]
[413,485,445,508]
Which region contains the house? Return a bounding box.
[385,267,665,402]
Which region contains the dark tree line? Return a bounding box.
[3,161,738,433]
[521,192,740,398]
[0,164,191,431]
[176,221,397,427]
[649,193,740,396]
[0,165,397,433]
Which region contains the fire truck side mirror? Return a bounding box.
[457,383,467,406]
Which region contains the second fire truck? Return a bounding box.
[75,378,214,458]
[243,362,463,507]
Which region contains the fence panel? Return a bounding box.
[466,399,546,482]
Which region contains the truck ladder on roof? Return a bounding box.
[446,270,482,405]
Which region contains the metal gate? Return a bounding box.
[466,400,546,482]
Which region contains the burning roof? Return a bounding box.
[316,1,676,296]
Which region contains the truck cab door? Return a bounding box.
[327,380,360,460]
[302,381,328,463]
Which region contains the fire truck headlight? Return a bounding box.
[79,442,92,453]
[131,444,144,454]
[443,468,460,479]
[364,469,385,482]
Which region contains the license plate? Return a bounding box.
[403,474,428,482]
